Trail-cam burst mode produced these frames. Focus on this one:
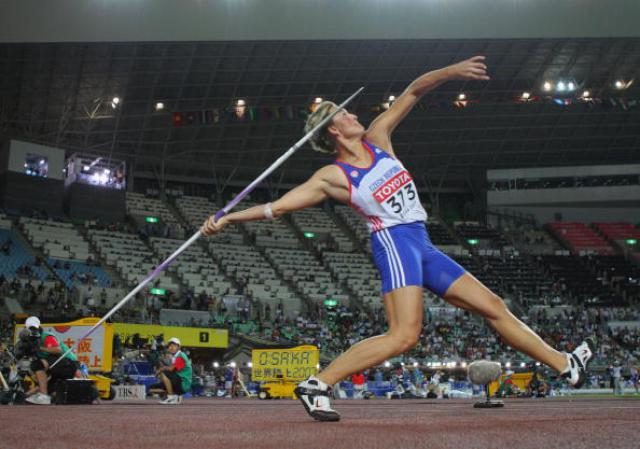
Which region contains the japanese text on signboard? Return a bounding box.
[14,319,112,372]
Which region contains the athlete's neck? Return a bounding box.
[336,138,369,166]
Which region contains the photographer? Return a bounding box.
[21,316,79,405]
[151,337,192,405]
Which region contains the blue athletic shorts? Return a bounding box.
[371,222,466,296]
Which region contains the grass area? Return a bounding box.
[563,393,640,399]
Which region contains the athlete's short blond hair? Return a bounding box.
[304,101,338,155]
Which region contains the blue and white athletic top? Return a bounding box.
[335,141,427,233]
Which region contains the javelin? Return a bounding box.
[50,86,365,369]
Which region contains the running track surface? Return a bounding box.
[1,397,639,449]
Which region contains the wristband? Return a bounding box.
[264,203,275,220]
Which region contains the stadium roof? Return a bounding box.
[0,1,639,192]
[1,0,639,42]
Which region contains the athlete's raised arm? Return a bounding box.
[366,56,490,153]
[201,165,346,236]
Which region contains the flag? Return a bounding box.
[284,105,294,120]
[204,110,214,124]
[618,98,628,111]
[248,107,258,121]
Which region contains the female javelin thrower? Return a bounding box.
[202,56,594,422]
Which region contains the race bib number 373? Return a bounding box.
[372,170,417,215]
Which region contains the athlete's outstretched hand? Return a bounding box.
[447,56,490,81]
[201,215,228,236]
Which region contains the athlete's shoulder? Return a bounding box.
[315,163,344,177]
[362,133,396,157]
[311,164,348,186]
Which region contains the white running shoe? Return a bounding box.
[561,338,595,388]
[159,394,182,405]
[295,376,340,422]
[26,393,52,405]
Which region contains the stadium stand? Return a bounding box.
[152,196,311,315]
[149,236,231,297]
[502,223,562,255]
[450,253,505,298]
[594,222,640,260]
[14,217,112,288]
[290,207,355,252]
[87,229,179,292]
[0,227,49,281]
[74,284,127,309]
[19,217,91,261]
[583,255,640,303]
[241,300,640,369]
[264,247,349,307]
[454,221,511,249]
[475,254,552,306]
[2,197,639,374]
[159,308,213,327]
[427,219,467,256]
[547,222,615,255]
[126,192,185,239]
[335,205,370,250]
[208,241,303,317]
[538,255,625,306]
[47,258,111,289]
[593,222,640,243]
[244,219,301,249]
[0,197,640,372]
[322,251,381,307]
[426,219,458,246]
[175,194,246,247]
[0,214,12,230]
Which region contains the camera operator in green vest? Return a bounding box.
[155,337,192,405]
[23,316,79,405]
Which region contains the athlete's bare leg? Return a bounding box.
[316,286,423,385]
[442,273,567,372]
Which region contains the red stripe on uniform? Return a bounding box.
[369,216,383,231]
